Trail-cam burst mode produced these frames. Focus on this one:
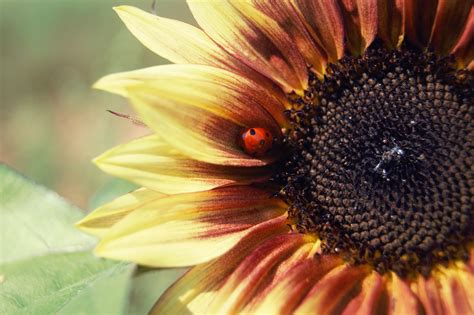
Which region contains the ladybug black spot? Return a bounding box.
[249,128,256,135]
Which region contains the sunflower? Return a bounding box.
[77,1,474,313]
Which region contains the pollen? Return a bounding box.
[277,43,473,277]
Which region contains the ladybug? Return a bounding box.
[239,127,273,157]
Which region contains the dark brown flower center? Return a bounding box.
[277,43,473,277]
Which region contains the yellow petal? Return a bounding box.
[95,63,289,126]
[95,186,287,267]
[94,66,162,98]
[187,0,308,94]
[96,64,286,166]
[112,5,291,110]
[93,134,272,195]
[113,5,231,67]
[150,215,290,314]
[75,187,164,238]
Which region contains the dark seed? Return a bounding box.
[274,43,473,278]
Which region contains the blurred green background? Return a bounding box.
[1,0,196,209]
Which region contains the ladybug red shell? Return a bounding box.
[239,127,273,157]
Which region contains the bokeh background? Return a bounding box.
[1,0,196,210]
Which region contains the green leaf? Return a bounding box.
[0,164,134,314]
[0,252,135,315]
[0,164,95,264]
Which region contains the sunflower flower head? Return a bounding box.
[77,1,474,313]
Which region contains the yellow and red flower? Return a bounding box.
[77,1,473,313]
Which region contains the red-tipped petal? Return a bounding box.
[338,0,378,55]
[404,0,439,48]
[438,267,474,315]
[249,0,328,76]
[241,242,314,312]
[251,258,339,314]
[388,273,423,315]
[293,0,345,63]
[452,7,474,69]
[294,264,369,314]
[415,275,444,315]
[187,0,308,94]
[469,248,474,272]
[150,218,292,314]
[405,0,471,55]
[430,0,472,55]
[242,240,342,314]
[206,233,308,313]
[378,0,405,49]
[468,61,474,71]
[342,271,385,315]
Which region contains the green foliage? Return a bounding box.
[0,164,94,264]
[0,253,134,315]
[0,165,183,314]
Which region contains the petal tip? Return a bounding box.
[92,155,104,167]
[92,153,117,176]
[92,155,109,173]
[74,215,102,238]
[91,78,104,90]
[112,5,131,14]
[74,217,88,230]
[113,5,143,21]
[92,76,113,92]
[94,241,110,257]
[92,73,139,97]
